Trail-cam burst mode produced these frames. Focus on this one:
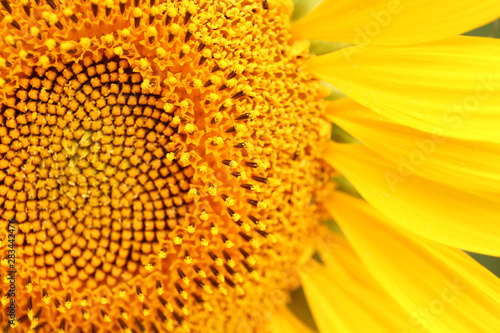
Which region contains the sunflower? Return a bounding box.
[0,0,499,332]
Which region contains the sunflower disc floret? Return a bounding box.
[0,0,330,332]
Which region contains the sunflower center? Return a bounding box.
[2,55,194,290]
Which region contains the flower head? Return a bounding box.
[0,0,330,332]
[2,0,500,333]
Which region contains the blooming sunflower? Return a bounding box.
[0,0,500,332]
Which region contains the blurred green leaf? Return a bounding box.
[333,175,362,199]
[322,81,346,101]
[289,287,319,332]
[331,123,358,144]
[291,0,322,22]
[463,20,499,38]
[468,252,500,278]
[309,40,352,56]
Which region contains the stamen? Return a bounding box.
[136,285,145,302]
[21,0,30,16]
[42,288,49,304]
[185,23,196,43]
[1,0,11,13]
[252,175,268,183]
[165,5,177,25]
[169,23,180,42]
[65,293,72,309]
[175,283,188,300]
[173,311,184,326]
[156,281,164,295]
[178,268,190,285]
[210,266,225,282]
[105,0,113,16]
[5,15,21,30]
[91,0,99,17]
[235,113,251,120]
[156,309,168,327]
[119,0,126,14]
[135,317,146,332]
[27,296,33,319]
[194,265,207,278]
[199,49,211,66]
[151,323,160,333]
[46,0,57,10]
[183,4,195,25]
[133,7,143,28]
[118,319,129,331]
[149,6,159,24]
[55,298,65,313]
[231,91,246,99]
[158,296,174,312]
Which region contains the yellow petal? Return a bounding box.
[324,142,500,256]
[327,191,500,333]
[301,232,413,333]
[327,98,500,193]
[309,36,500,141]
[268,307,316,333]
[292,0,500,45]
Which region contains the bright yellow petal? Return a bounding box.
[268,307,316,333]
[324,142,500,257]
[326,98,500,193]
[328,191,500,333]
[301,232,412,333]
[309,36,500,141]
[292,0,500,46]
